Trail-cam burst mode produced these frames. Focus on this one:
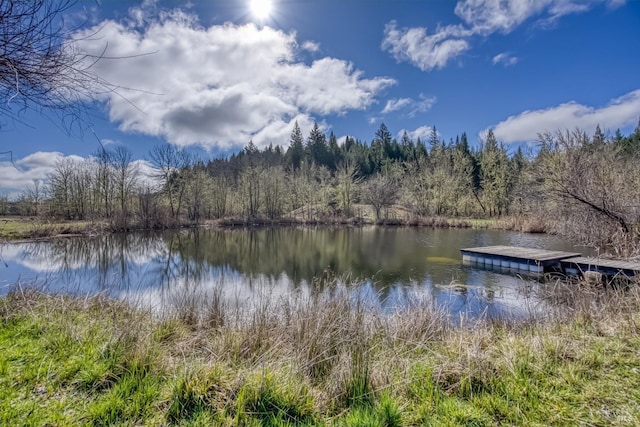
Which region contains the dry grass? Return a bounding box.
[0,217,108,240]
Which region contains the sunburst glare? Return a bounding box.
[249,0,273,21]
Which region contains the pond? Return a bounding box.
[0,227,588,319]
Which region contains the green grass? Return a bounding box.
[1,282,640,425]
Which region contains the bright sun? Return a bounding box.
[250,0,273,20]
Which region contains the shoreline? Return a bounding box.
[0,213,547,243]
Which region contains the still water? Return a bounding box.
[0,227,586,319]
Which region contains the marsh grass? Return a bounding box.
[1,275,640,425]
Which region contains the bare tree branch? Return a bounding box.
[0,0,145,131]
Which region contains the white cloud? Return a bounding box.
[383,0,622,71]
[398,125,436,142]
[0,152,160,196]
[454,0,549,34]
[0,151,75,197]
[492,89,640,143]
[301,41,320,52]
[548,2,591,18]
[455,0,623,34]
[382,21,470,71]
[607,0,627,7]
[492,52,518,67]
[336,135,348,146]
[72,8,395,151]
[382,98,413,114]
[382,94,437,116]
[18,151,67,169]
[246,113,319,148]
[132,159,163,190]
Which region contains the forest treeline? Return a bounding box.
[3,121,640,253]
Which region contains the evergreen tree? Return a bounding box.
[244,140,259,155]
[306,122,330,168]
[592,124,606,148]
[619,117,640,158]
[327,131,340,172]
[428,126,439,151]
[511,146,526,175]
[344,135,354,152]
[415,137,428,170]
[375,122,398,163]
[369,140,384,175]
[287,121,304,171]
[613,128,624,146]
[451,133,478,215]
[479,130,512,216]
[375,122,392,146]
[400,130,414,163]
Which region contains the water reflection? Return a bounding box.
[0,227,585,319]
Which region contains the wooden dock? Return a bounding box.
[461,246,640,277]
[561,257,640,277]
[461,246,582,274]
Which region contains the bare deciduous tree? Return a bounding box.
[535,129,639,254]
[263,166,286,219]
[111,146,138,227]
[94,149,114,218]
[0,0,111,127]
[24,178,44,216]
[184,167,209,224]
[238,163,263,219]
[137,184,161,229]
[362,174,398,222]
[334,161,361,217]
[149,144,191,221]
[210,175,228,219]
[0,192,9,214]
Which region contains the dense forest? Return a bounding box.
[4,121,640,254]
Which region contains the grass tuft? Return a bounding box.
[236,369,316,425]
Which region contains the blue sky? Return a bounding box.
[1,0,639,195]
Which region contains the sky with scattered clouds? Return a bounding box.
[1,0,639,195]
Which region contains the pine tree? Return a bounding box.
[287,121,304,171]
[306,122,330,168]
[400,131,413,163]
[622,117,640,157]
[428,126,439,151]
[327,131,340,172]
[415,137,428,170]
[375,122,392,145]
[592,124,605,148]
[344,136,354,152]
[451,133,477,215]
[479,130,512,216]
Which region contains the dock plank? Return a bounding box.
[460,246,582,262]
[561,256,640,274]
[461,246,640,277]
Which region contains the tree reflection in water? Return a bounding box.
[2,227,580,320]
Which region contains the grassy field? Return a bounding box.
[1,278,639,426]
[0,217,104,240]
